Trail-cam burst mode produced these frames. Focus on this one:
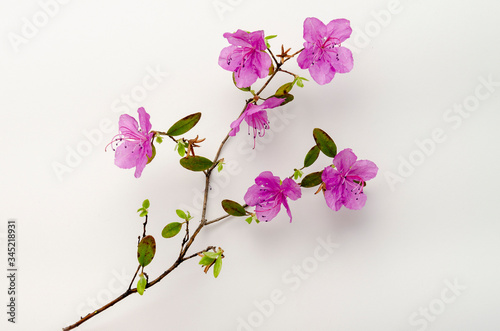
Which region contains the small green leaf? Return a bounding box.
[214,256,222,278]
[268,65,274,76]
[142,199,150,209]
[203,251,220,259]
[156,136,163,144]
[176,209,187,220]
[232,72,251,92]
[245,216,253,224]
[304,145,320,168]
[217,161,224,173]
[179,156,213,171]
[296,78,304,88]
[137,235,156,267]
[313,128,337,158]
[137,274,147,295]
[177,141,186,157]
[199,256,215,266]
[275,82,294,96]
[221,199,246,217]
[162,222,182,238]
[137,207,144,213]
[166,113,202,136]
[265,35,277,40]
[301,171,323,188]
[146,143,156,165]
[293,169,303,180]
[139,210,148,217]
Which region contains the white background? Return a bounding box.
[1,0,500,330]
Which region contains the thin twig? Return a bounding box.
[205,204,249,226]
[127,265,141,291]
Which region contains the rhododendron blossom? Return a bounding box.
[297,17,354,85]
[107,107,154,178]
[244,171,301,222]
[218,29,272,88]
[321,149,378,211]
[229,97,284,144]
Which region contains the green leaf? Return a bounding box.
[221,199,246,217]
[296,78,304,88]
[304,145,320,168]
[146,143,156,165]
[232,72,251,92]
[137,235,156,267]
[214,256,222,278]
[265,35,277,40]
[301,171,323,188]
[166,113,202,136]
[199,256,215,266]
[245,215,260,224]
[137,207,145,213]
[162,222,182,238]
[139,210,148,217]
[177,141,186,157]
[275,93,294,105]
[156,136,163,144]
[313,128,337,158]
[275,82,294,96]
[217,161,224,173]
[203,251,220,259]
[293,169,303,180]
[179,156,213,172]
[137,274,147,295]
[142,199,150,209]
[176,209,187,220]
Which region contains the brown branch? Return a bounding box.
[64,47,289,330]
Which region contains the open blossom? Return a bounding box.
[218,29,271,88]
[229,97,284,144]
[321,149,378,211]
[107,107,154,178]
[297,17,354,85]
[244,171,301,222]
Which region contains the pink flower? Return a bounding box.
[107,107,154,178]
[229,97,284,145]
[297,17,354,85]
[218,29,272,88]
[321,149,378,211]
[244,171,302,222]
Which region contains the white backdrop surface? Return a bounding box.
[1,0,500,330]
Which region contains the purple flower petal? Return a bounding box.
[333,148,357,173]
[349,160,378,181]
[303,17,327,43]
[138,107,152,133]
[309,58,336,85]
[281,178,302,201]
[326,19,352,43]
[223,30,253,48]
[327,47,353,74]
[118,114,138,133]
[114,140,140,169]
